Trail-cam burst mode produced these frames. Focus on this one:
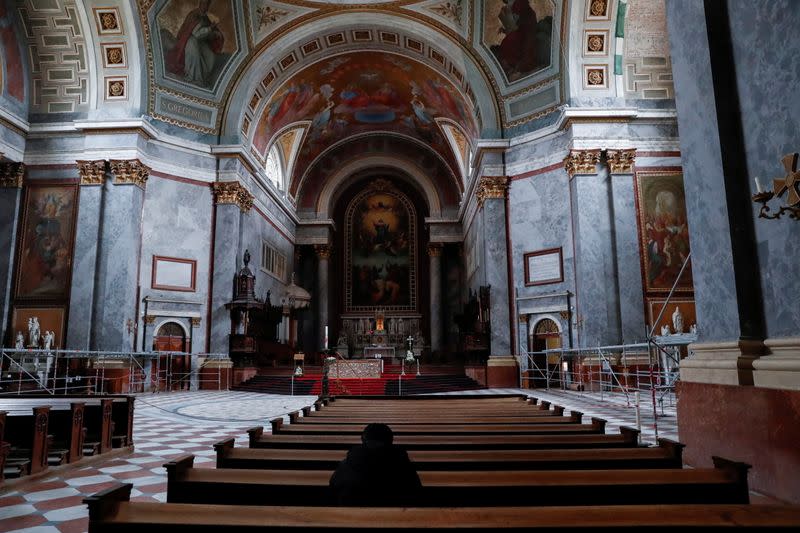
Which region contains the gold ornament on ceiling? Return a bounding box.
[587,35,604,52]
[256,5,289,30]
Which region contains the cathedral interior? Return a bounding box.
[0,0,799,525]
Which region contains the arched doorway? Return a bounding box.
[528,318,562,388]
[152,322,190,390]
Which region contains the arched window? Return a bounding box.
[265,145,283,191]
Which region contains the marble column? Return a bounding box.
[209,181,253,354]
[427,243,443,353]
[607,149,646,344]
[566,149,621,347]
[0,162,24,345]
[476,176,517,387]
[314,244,331,351]
[67,161,106,350]
[91,160,149,352]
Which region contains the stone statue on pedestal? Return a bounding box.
[15,332,24,350]
[660,324,671,336]
[43,331,54,352]
[28,317,41,348]
[672,306,684,334]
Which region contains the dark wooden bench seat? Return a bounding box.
[292,408,569,424]
[0,401,86,466]
[1,405,50,477]
[215,437,684,470]
[247,423,635,451]
[165,454,751,507]
[271,413,596,435]
[86,484,800,531]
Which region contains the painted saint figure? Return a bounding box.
[166,0,224,87]
[491,0,539,81]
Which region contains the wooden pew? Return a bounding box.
[85,484,800,532]
[215,437,685,471]
[165,454,752,507]
[247,424,638,450]
[292,407,569,424]
[2,405,50,476]
[269,417,602,436]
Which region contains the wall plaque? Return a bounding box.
[524,247,563,286]
[152,256,197,292]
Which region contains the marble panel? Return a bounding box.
[727,0,800,338]
[482,199,511,355]
[611,174,647,342]
[92,182,145,351]
[666,1,740,342]
[137,176,213,352]
[67,186,103,349]
[570,169,620,347]
[0,188,22,344]
[210,204,242,354]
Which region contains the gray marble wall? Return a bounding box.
[91,180,145,352]
[481,198,511,355]
[726,0,800,338]
[210,204,242,354]
[66,184,103,349]
[136,175,213,352]
[0,187,21,344]
[508,167,576,353]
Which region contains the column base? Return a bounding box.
[753,337,800,390]
[681,339,764,385]
[486,355,519,388]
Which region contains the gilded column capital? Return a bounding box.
[476,175,509,208]
[77,160,107,185]
[110,159,150,189]
[314,244,331,260]
[0,161,25,188]
[144,315,156,325]
[212,181,254,213]
[190,317,202,327]
[606,149,637,174]
[427,243,443,257]
[564,149,602,177]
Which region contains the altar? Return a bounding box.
[363,346,395,360]
[329,359,383,378]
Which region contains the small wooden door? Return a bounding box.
[153,322,189,390]
[528,319,561,388]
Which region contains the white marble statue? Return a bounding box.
[28,317,41,348]
[660,324,671,336]
[672,306,684,334]
[15,331,24,350]
[689,323,697,335]
[43,330,54,352]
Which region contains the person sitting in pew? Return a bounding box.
[329,422,422,506]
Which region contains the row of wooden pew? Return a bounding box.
[84,394,800,530]
[0,394,134,481]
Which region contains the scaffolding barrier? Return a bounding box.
[0,349,231,395]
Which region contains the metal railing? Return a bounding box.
[0,348,231,395]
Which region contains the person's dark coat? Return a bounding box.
[329,442,423,506]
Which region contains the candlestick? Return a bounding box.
[754,176,763,193]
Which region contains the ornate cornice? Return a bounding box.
[0,161,25,188]
[110,159,150,189]
[314,244,331,260]
[475,176,509,208]
[606,149,637,174]
[76,160,107,186]
[564,149,602,178]
[211,181,254,212]
[427,243,443,257]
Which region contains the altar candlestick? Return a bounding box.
[754,176,763,193]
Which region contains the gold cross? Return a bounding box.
[773,153,800,206]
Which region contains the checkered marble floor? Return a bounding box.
[0,391,316,533]
[0,388,687,532]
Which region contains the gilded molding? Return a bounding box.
[110,159,150,189]
[314,244,331,260]
[606,149,637,174]
[0,162,25,188]
[564,149,601,177]
[190,317,202,327]
[475,175,509,208]
[77,160,107,185]
[427,243,443,257]
[144,315,156,325]
[211,181,254,212]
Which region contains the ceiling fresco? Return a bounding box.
[252,51,476,176]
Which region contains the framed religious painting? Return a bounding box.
[14,184,79,300]
[524,247,563,286]
[10,306,66,350]
[635,171,694,293]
